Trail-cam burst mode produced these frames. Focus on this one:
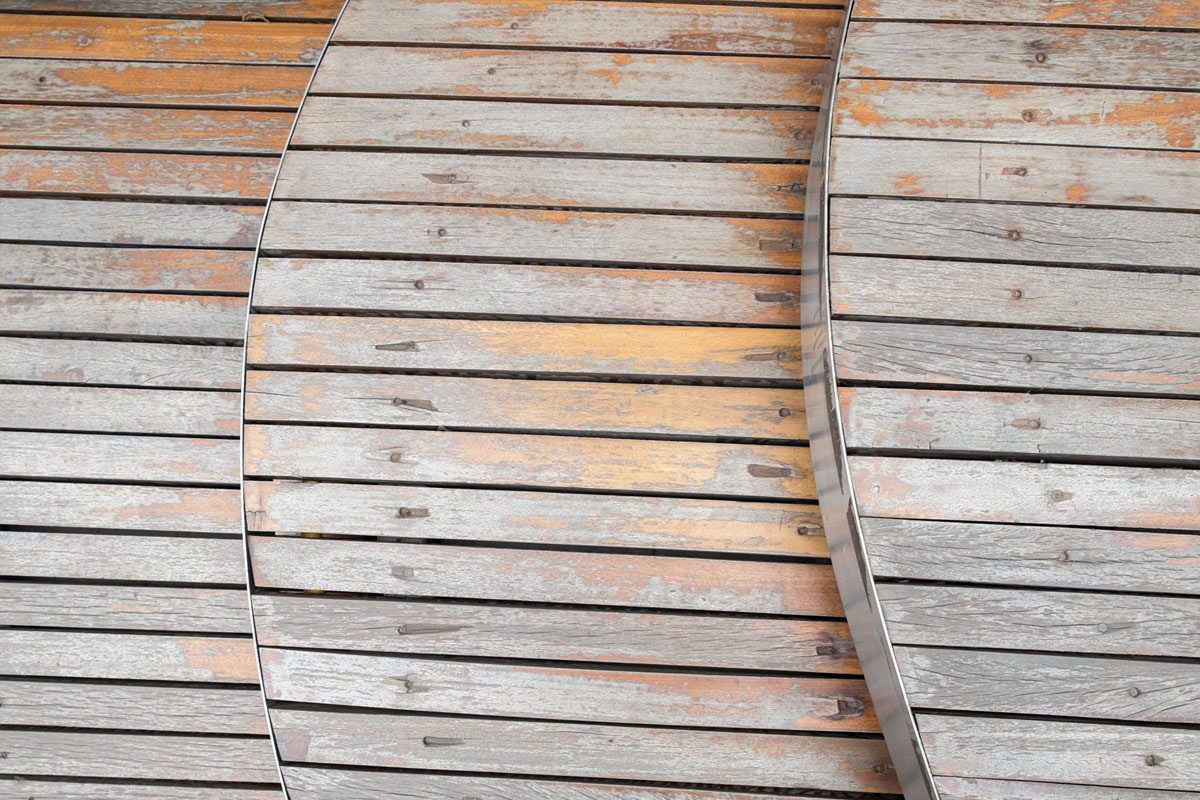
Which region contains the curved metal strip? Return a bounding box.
[799,3,939,798]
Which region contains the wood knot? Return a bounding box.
[816,644,840,657]
[1002,166,1028,176]
[1035,52,1047,63]
[1128,686,1142,697]
[1007,229,1022,240]
[1023,354,1034,363]
[414,279,426,289]
[396,507,430,519]
[754,291,795,303]
[1146,754,1163,767]
[376,341,420,352]
[1011,417,1040,430]
[487,67,497,74]
[778,407,792,417]
[747,464,792,478]
[1048,489,1071,503]
[461,119,471,127]
[389,451,405,462]
[393,398,438,411]
[422,736,464,747]
[1011,288,1023,299]
[1021,109,1037,122]
[1097,623,1109,633]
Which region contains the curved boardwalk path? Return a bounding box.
[815,1,1200,797]
[241,0,904,797]
[0,3,337,797]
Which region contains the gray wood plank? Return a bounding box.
[0,337,242,388]
[249,536,842,616]
[0,244,252,293]
[896,646,1200,724]
[1,289,246,340]
[0,780,280,800]
[0,430,239,484]
[879,584,1200,659]
[252,594,861,673]
[269,708,898,793]
[919,715,1200,791]
[260,648,877,732]
[0,530,243,584]
[936,776,1200,800]
[0,480,241,533]
[0,384,239,436]
[853,0,1200,30]
[0,584,250,633]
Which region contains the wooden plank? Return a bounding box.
[0,780,280,800]
[245,425,814,499]
[840,387,1200,462]
[252,258,803,326]
[0,197,262,248]
[834,321,1200,395]
[254,594,861,673]
[830,256,1200,332]
[0,244,252,292]
[936,776,1200,800]
[852,456,1200,531]
[0,480,241,533]
[334,0,841,56]
[829,138,1200,210]
[249,315,802,381]
[0,58,308,107]
[830,198,1200,270]
[292,96,815,159]
[0,583,249,633]
[0,149,276,200]
[261,202,803,271]
[0,0,341,18]
[0,681,268,734]
[0,630,258,682]
[862,517,1200,595]
[245,480,826,557]
[0,105,292,154]
[0,14,326,63]
[270,708,898,793]
[260,648,877,732]
[246,371,807,440]
[853,0,1200,30]
[0,337,242,388]
[0,730,277,783]
[312,46,825,106]
[273,151,806,215]
[896,647,1200,724]
[1,290,247,340]
[0,531,243,584]
[250,536,841,615]
[0,430,239,484]
[919,715,1200,791]
[0,384,239,436]
[879,584,1200,659]
[842,22,1200,89]
[835,80,1200,150]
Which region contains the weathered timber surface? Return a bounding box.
[935,776,1200,800]
[0,243,253,292]
[0,430,239,484]
[0,384,239,436]
[0,780,281,800]
[0,337,242,388]
[0,480,241,533]
[0,0,340,15]
[0,583,249,632]
[853,0,1200,29]
[1,289,247,340]
[0,530,243,584]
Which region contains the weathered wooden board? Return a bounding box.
[0,105,292,154]
[831,257,1200,332]
[0,244,253,292]
[261,202,802,270]
[835,321,1200,395]
[935,776,1200,800]
[835,80,1200,150]
[861,517,1200,595]
[333,0,841,56]
[843,22,1200,89]
[0,337,242,388]
[0,430,239,484]
[830,138,1200,209]
[853,457,1200,531]
[0,779,280,800]
[0,630,258,682]
[0,384,239,436]
[253,594,860,673]
[270,708,897,792]
[246,372,806,440]
[250,536,840,615]
[252,258,802,325]
[841,387,1200,462]
[1,0,341,16]
[291,96,815,159]
[0,14,326,63]
[0,731,277,783]
[853,0,1200,30]
[896,647,1200,724]
[249,315,802,381]
[0,681,268,734]
[274,151,806,214]
[0,584,249,632]
[880,584,1200,659]
[312,46,825,106]
[0,480,241,533]
[919,715,1200,790]
[245,480,825,557]
[261,648,877,732]
[830,198,1200,270]
[0,530,242,584]
[1,289,247,340]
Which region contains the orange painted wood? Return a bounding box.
[0,244,253,293]
[1,0,343,17]
[2,289,248,340]
[0,480,241,534]
[854,0,1200,29]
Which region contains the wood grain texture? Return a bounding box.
[270,708,898,792]
[852,456,1200,531]
[0,430,239,484]
[292,96,815,159]
[935,776,1200,800]
[0,780,280,800]
[853,0,1200,30]
[880,584,1200,659]
[0,337,242,388]
[0,0,340,15]
[0,480,241,533]
[250,536,841,615]
[0,384,239,436]
[0,244,252,292]
[896,647,1200,724]
[919,714,1200,790]
[1,289,247,340]
[0,584,249,633]
[0,530,243,584]
[0,630,258,681]
[253,594,860,673]
[249,315,802,381]
[311,45,826,106]
[861,517,1200,595]
[260,648,877,732]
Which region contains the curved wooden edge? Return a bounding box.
[799,2,939,798]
